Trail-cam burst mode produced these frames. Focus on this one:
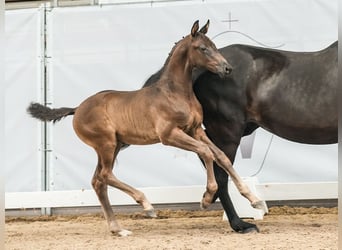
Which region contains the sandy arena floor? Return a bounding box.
[5,206,338,250]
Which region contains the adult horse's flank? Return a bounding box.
[27,20,263,236]
[145,41,338,233]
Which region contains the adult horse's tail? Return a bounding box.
[27,102,76,123]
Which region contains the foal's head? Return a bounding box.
[186,20,232,78]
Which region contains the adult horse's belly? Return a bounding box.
[252,69,337,144]
[259,117,337,144]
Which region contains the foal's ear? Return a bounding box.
[199,19,210,34]
[191,20,199,37]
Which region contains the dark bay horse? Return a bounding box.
[27,20,264,236]
[145,41,338,233]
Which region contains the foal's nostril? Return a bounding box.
[226,66,232,74]
[217,62,232,77]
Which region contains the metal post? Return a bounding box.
[53,0,58,8]
[39,3,53,216]
[90,0,99,5]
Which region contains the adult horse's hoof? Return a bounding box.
[239,225,259,234]
[231,219,260,234]
[145,209,157,218]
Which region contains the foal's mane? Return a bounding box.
[163,36,186,67]
[142,38,184,88]
[163,32,211,67]
[143,26,210,88]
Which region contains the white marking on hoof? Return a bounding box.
[200,200,209,210]
[251,200,268,213]
[145,209,157,218]
[117,229,132,237]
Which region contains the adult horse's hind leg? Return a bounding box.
[93,142,156,236]
[214,166,259,233]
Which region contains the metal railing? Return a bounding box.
[6,0,204,9]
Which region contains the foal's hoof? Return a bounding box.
[112,229,132,237]
[145,209,157,218]
[251,200,268,213]
[200,199,210,210]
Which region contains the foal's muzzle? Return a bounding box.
[218,62,233,78]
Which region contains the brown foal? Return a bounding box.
[28,20,263,236]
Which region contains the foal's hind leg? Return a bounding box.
[92,146,132,236]
[91,167,131,236]
[95,143,156,230]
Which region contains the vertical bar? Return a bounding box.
[90,0,97,5]
[45,3,54,215]
[38,3,45,216]
[0,2,5,248]
[39,3,52,216]
[53,0,58,8]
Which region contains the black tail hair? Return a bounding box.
[27,102,76,123]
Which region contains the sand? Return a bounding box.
[5,206,338,250]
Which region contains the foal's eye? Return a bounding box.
[199,46,207,52]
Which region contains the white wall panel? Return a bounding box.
[5,9,41,192]
[49,1,337,191]
[235,129,337,183]
[5,0,337,194]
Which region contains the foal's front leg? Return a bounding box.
[158,127,218,207]
[196,128,266,211]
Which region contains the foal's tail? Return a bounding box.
[27,102,76,123]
